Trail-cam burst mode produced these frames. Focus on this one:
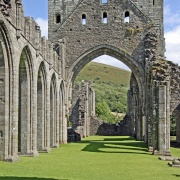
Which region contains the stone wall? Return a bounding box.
[70,81,95,138]
[90,115,134,136]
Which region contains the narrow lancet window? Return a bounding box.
[56,14,61,24]
[82,14,86,25]
[124,11,130,23]
[153,0,155,5]
[103,12,108,23]
[102,0,108,4]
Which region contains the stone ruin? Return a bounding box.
[0,0,179,163]
[69,81,95,141]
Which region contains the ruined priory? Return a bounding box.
[0,0,179,162]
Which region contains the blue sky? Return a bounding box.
[22,0,180,70]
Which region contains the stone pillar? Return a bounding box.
[59,38,66,79]
[8,62,19,162]
[35,24,41,57]
[31,69,39,156]
[56,92,60,147]
[15,0,22,39]
[62,82,67,144]
[49,44,53,70]
[92,89,96,117]
[45,76,51,152]
[62,115,68,144]
[59,93,63,143]
[88,87,93,136]
[85,83,89,136]
[165,81,171,154]
[155,83,171,155]
[142,115,146,142]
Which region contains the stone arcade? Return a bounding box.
[0,0,179,162]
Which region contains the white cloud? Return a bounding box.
[164,4,180,28]
[35,18,48,38]
[165,26,180,64]
[93,55,131,71]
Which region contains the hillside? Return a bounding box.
[75,62,131,113]
[75,62,131,87]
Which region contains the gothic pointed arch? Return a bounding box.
[0,22,14,161]
[59,80,66,143]
[50,73,58,147]
[18,45,34,155]
[67,44,144,98]
[66,44,145,141]
[37,61,47,151]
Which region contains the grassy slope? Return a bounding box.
[75,62,131,113]
[76,62,131,87]
[0,136,179,180]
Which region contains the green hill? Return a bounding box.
[75,62,131,113]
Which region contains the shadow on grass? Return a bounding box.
[103,137,135,141]
[172,174,180,177]
[0,177,63,180]
[81,136,149,155]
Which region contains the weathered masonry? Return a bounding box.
[0,0,180,162]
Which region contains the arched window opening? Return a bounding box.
[103,12,108,23]
[124,11,130,23]
[82,14,86,25]
[56,14,61,24]
[153,0,155,5]
[102,0,108,4]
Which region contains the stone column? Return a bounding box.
[165,81,171,154]
[35,24,41,57]
[142,115,146,142]
[31,68,39,156]
[155,82,171,155]
[45,75,51,151]
[9,63,19,162]
[92,89,96,117]
[59,38,66,79]
[15,0,22,39]
[62,82,67,144]
[86,83,89,137]
[59,94,63,143]
[56,91,60,147]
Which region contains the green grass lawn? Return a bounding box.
[0,136,180,180]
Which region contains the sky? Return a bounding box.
[22,0,180,71]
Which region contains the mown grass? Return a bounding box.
[0,136,180,180]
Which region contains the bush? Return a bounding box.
[96,101,122,124]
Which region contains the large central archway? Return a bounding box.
[66,44,146,141]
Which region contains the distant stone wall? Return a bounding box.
[70,81,95,138]
[90,115,134,136]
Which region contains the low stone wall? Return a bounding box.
[90,115,134,136]
[67,128,81,142]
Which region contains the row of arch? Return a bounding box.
[18,46,66,155]
[0,23,67,161]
